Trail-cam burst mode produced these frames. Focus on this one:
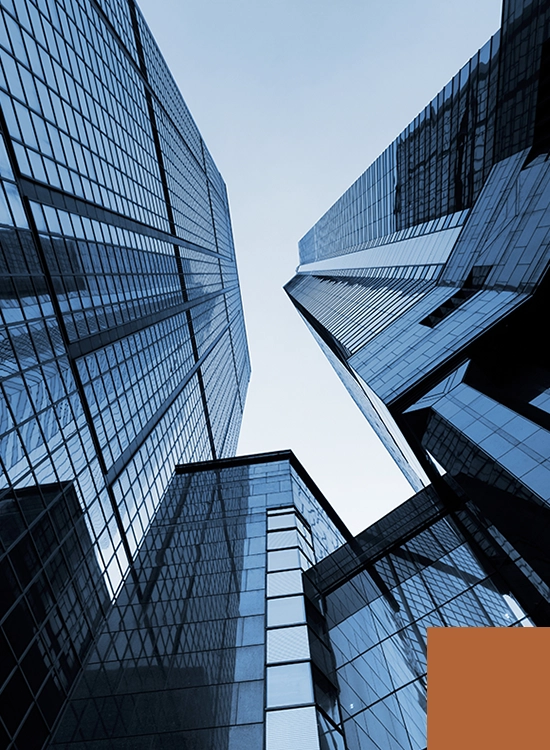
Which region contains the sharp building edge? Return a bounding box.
[42,453,542,749]
[0,0,251,745]
[283,0,550,744]
[287,0,550,498]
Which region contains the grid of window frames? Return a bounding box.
[46,455,350,749]
[319,510,534,750]
[48,465,267,748]
[265,505,346,750]
[288,147,550,514]
[298,0,550,267]
[296,33,501,267]
[0,0,249,747]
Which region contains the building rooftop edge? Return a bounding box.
[296,29,499,257]
[175,450,355,543]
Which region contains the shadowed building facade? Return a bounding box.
[307,482,541,750]
[285,0,550,602]
[48,453,350,750]
[0,0,249,746]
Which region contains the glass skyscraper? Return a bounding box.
[284,5,550,743]
[0,0,249,746]
[308,482,536,750]
[47,452,350,750]
[285,0,550,550]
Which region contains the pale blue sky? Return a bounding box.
[137,0,502,532]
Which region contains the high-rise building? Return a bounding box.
[44,451,537,750]
[308,480,540,750]
[285,0,550,586]
[0,0,249,746]
[47,452,350,750]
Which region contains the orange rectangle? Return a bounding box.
[428,627,549,749]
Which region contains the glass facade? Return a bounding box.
[296,0,549,266]
[2,0,549,747]
[285,0,550,520]
[307,484,539,750]
[0,0,249,746]
[41,452,546,750]
[284,7,550,745]
[47,452,350,750]
[0,482,109,750]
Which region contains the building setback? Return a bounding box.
[0,0,249,746]
[285,0,550,604]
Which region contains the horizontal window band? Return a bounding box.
[67,287,233,360]
[19,176,223,259]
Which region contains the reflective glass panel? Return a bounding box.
[267,625,310,664]
[267,570,303,597]
[297,517,313,544]
[299,550,313,570]
[268,548,301,571]
[268,529,299,549]
[298,533,315,559]
[266,706,320,750]
[267,506,295,515]
[266,662,314,708]
[267,596,306,627]
[268,513,297,531]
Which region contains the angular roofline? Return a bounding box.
[175,449,355,543]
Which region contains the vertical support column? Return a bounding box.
[264,505,320,750]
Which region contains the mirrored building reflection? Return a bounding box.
[285,0,550,601]
[0,0,249,746]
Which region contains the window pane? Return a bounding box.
[266,663,314,708]
[267,570,303,597]
[299,550,313,571]
[268,529,298,549]
[267,625,310,664]
[298,533,315,559]
[267,596,306,627]
[317,712,346,750]
[267,506,295,515]
[268,514,296,531]
[297,517,313,544]
[266,706,320,750]
[268,548,300,571]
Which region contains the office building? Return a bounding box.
[47,452,536,750]
[0,0,249,746]
[285,0,550,574]
[47,452,350,750]
[308,479,540,750]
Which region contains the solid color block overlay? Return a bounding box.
[428,627,549,749]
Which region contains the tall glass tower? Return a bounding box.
[0,0,249,746]
[47,452,350,750]
[285,0,550,556]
